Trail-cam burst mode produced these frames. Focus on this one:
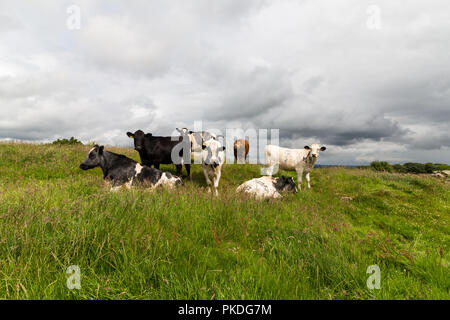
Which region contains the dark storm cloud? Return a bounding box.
[0,0,449,164]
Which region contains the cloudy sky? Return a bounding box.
[0,0,449,164]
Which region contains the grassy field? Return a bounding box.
[0,142,448,300]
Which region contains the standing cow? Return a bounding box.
[202,138,226,196]
[264,144,326,190]
[127,130,191,178]
[233,139,249,164]
[176,128,222,164]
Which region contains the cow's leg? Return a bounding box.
[184,164,191,179]
[175,164,182,176]
[296,169,303,190]
[305,172,311,189]
[203,170,212,193]
[266,164,278,176]
[213,171,221,196]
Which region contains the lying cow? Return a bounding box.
[202,138,226,196]
[264,144,326,190]
[79,145,182,191]
[233,139,249,164]
[127,130,191,178]
[236,176,297,199]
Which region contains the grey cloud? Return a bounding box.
[0,0,449,164]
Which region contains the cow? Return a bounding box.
[233,139,249,164]
[236,176,297,199]
[79,145,183,191]
[176,128,222,164]
[263,144,326,190]
[127,130,191,178]
[201,138,226,196]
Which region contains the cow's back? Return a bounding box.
[265,145,304,170]
[142,136,183,164]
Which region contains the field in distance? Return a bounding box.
[0,142,448,299]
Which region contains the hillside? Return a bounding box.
[0,142,448,299]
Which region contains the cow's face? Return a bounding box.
[127,130,149,151]
[275,176,298,193]
[202,139,225,167]
[80,145,104,170]
[176,128,189,135]
[304,144,326,158]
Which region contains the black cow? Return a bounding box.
[79,145,183,191]
[126,130,191,178]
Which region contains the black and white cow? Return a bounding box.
[79,145,183,191]
[126,130,191,178]
[236,176,297,199]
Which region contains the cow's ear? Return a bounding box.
[189,131,194,134]
[202,144,206,150]
[304,146,310,150]
[99,146,104,155]
[320,146,326,151]
[145,133,152,138]
[220,146,226,151]
[127,132,134,138]
[281,175,286,180]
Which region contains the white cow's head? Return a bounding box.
[304,144,326,158]
[202,139,225,168]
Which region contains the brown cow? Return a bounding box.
[234,139,249,164]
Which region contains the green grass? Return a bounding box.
[0,142,448,299]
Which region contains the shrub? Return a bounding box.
[392,164,407,173]
[52,137,82,145]
[370,161,392,172]
[402,162,427,174]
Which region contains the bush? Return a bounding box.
[52,137,82,145]
[392,164,407,173]
[402,162,427,174]
[370,161,392,172]
[371,161,449,174]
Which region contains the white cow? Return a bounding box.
[236,176,297,199]
[263,144,326,190]
[176,128,221,164]
[202,138,226,196]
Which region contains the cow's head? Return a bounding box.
[80,145,104,170]
[127,130,151,151]
[304,144,326,158]
[202,139,225,168]
[176,128,189,135]
[274,176,298,193]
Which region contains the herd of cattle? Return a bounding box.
[79,128,326,199]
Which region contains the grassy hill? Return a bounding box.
[0,142,448,299]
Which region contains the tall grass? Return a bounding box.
[0,142,448,299]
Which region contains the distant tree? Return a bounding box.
[371,161,449,174]
[52,137,83,145]
[402,162,427,174]
[370,161,392,172]
[392,164,407,173]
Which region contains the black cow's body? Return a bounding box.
[127,130,191,178]
[80,145,183,190]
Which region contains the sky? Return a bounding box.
[0,0,449,165]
